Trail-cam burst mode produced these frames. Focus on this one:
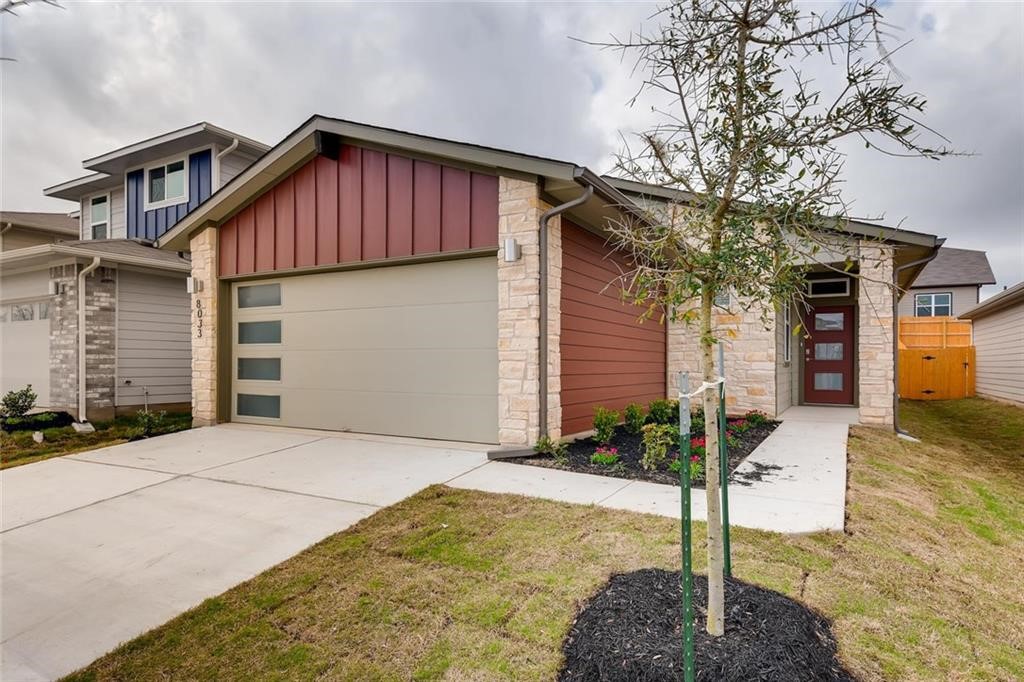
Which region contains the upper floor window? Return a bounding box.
[147,159,187,207]
[90,195,109,240]
[915,292,952,317]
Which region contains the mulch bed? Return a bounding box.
[512,421,779,489]
[560,568,854,682]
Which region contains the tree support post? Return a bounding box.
[677,372,696,682]
[718,343,732,578]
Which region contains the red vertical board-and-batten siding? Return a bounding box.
[218,145,499,276]
[560,220,667,436]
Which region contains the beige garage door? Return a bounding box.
[231,257,498,443]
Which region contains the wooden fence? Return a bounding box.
[898,316,972,349]
[899,346,976,400]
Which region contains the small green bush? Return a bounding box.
[592,406,620,445]
[623,403,646,434]
[534,435,568,463]
[669,453,704,481]
[641,423,676,471]
[590,446,620,466]
[646,399,672,425]
[1,385,37,419]
[1,411,74,433]
[745,410,770,426]
[135,410,167,438]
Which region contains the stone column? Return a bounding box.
[49,264,80,415]
[84,266,117,419]
[857,241,895,426]
[190,225,219,427]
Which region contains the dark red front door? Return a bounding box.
[803,304,855,405]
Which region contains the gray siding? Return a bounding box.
[972,304,1024,406]
[899,285,979,317]
[115,269,191,407]
[79,187,126,240]
[218,149,260,188]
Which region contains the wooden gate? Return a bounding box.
[899,347,976,400]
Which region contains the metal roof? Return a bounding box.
[909,247,996,288]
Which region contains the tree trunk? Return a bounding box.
[700,286,725,636]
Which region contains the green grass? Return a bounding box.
[0,411,192,469]
[64,398,1024,681]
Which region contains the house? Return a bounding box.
[150,116,941,447]
[0,123,269,420]
[0,211,80,251]
[959,282,1024,406]
[896,246,995,318]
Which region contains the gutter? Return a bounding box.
[538,184,593,440]
[892,238,945,439]
[216,137,240,160]
[78,257,102,424]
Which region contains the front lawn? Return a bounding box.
[0,411,192,469]
[65,399,1024,681]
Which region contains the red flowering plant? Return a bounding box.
[590,445,620,466]
[728,418,751,434]
[669,451,705,480]
[690,436,707,457]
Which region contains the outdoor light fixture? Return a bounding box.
[503,237,521,263]
[47,280,59,296]
[186,277,203,294]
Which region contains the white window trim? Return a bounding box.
[806,277,851,298]
[914,292,952,317]
[143,157,190,211]
[88,192,111,240]
[783,304,792,364]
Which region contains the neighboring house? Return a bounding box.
[151,116,941,447]
[0,123,269,420]
[896,246,995,318]
[0,211,79,251]
[959,282,1024,406]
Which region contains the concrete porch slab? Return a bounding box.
[779,405,860,424]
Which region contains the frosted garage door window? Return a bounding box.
[238,321,281,344]
[814,373,844,391]
[238,283,281,308]
[237,394,280,418]
[238,357,281,381]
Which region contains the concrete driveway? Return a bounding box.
[1,425,489,681]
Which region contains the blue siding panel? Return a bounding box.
[126,148,213,240]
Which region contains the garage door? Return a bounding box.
[1,271,52,407]
[231,257,498,443]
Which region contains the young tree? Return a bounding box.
[592,0,952,636]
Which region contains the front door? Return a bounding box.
[803,304,855,405]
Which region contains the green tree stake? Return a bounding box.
[718,344,732,578]
[677,372,695,682]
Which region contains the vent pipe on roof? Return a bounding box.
[538,184,594,441]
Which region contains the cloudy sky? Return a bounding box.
[2,1,1021,294]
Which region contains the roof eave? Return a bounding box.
[0,243,190,273]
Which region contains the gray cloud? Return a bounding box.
[2,1,1020,293]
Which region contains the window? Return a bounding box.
[38,302,50,320]
[147,159,187,206]
[238,320,281,344]
[814,342,844,360]
[238,358,281,381]
[783,304,792,363]
[914,292,952,317]
[814,312,844,331]
[237,394,280,419]
[238,284,281,308]
[90,195,109,240]
[807,278,850,298]
[814,372,844,391]
[11,303,34,322]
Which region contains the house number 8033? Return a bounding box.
[195,299,204,338]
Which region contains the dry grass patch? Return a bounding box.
[65,399,1023,681]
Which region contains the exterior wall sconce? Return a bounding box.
[503,237,521,263]
[186,277,203,294]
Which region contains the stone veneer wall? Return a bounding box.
[189,226,219,426]
[857,241,895,425]
[496,176,561,446]
[49,264,80,413]
[666,299,778,416]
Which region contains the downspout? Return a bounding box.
[216,137,239,160]
[78,256,102,423]
[892,238,945,438]
[538,184,594,440]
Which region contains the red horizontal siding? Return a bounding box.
[218,144,499,276]
[560,220,666,435]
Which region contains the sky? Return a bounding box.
[1,1,1021,295]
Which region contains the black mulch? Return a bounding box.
[511,422,780,489]
[560,568,855,682]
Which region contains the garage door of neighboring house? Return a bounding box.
[560,221,666,435]
[231,257,498,443]
[1,270,52,407]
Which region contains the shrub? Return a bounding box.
[135,410,167,438]
[592,406,620,445]
[623,403,646,434]
[1,385,37,419]
[590,446,620,466]
[535,435,569,463]
[669,453,705,481]
[728,418,751,433]
[641,423,677,470]
[1,411,74,433]
[745,410,770,426]
[646,399,674,425]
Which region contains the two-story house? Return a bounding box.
[0,123,267,421]
[896,246,996,318]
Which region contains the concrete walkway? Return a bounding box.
[449,409,850,535]
[1,426,489,682]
